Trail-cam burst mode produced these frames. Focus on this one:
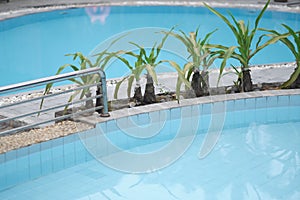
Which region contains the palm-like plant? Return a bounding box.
[39,36,123,112]
[113,49,156,105]
[113,28,173,105]
[163,28,234,98]
[205,0,286,92]
[261,24,300,88]
[40,51,116,113]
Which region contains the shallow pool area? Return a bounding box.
[0,91,300,199]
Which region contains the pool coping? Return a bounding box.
[0,87,300,155]
[0,0,300,21]
[78,88,300,124]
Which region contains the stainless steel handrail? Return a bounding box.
[0,68,110,136]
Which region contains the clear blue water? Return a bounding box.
[0,95,300,199]
[0,6,300,86]
[0,121,300,199]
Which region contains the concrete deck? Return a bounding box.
[0,0,300,21]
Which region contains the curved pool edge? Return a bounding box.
[90,88,300,124]
[1,88,299,155]
[0,88,299,192]
[0,0,299,21]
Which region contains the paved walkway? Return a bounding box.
[0,0,267,13]
[0,0,299,21]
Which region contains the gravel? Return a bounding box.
[0,120,93,154]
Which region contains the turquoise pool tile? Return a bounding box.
[181,106,192,118]
[150,111,160,123]
[106,120,119,133]
[199,115,211,133]
[63,134,76,145]
[157,124,173,142]
[137,113,151,126]
[96,122,107,133]
[202,103,212,115]
[51,137,63,156]
[52,137,63,149]
[179,108,194,137]
[0,154,4,190]
[15,167,30,185]
[127,115,138,126]
[5,159,17,188]
[226,100,235,112]
[29,143,40,154]
[63,142,76,168]
[161,108,171,123]
[267,107,277,123]
[277,95,289,107]
[80,131,98,162]
[224,111,236,129]
[16,148,30,168]
[40,140,52,151]
[244,109,256,125]
[5,149,16,162]
[41,149,53,176]
[289,95,300,106]
[51,139,64,172]
[29,152,41,180]
[289,106,300,121]
[255,108,267,123]
[74,140,87,164]
[255,97,267,109]
[0,153,4,164]
[169,118,181,137]
[234,110,246,127]
[52,157,64,173]
[85,151,94,162]
[191,105,201,133]
[0,163,5,191]
[245,98,255,110]
[16,148,29,184]
[126,135,149,150]
[170,107,181,120]
[267,96,278,108]
[16,146,29,158]
[191,105,201,117]
[276,106,290,123]
[107,130,129,150]
[212,101,226,114]
[234,99,245,111]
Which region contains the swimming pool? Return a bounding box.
[0,5,300,86]
[0,91,300,199]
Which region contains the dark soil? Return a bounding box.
[107,82,284,112]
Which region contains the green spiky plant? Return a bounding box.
[39,45,119,113]
[261,24,300,88]
[163,28,234,99]
[113,28,173,105]
[221,65,243,93]
[164,27,232,97]
[205,0,286,92]
[113,49,154,105]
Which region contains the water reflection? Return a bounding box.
[85,6,110,24]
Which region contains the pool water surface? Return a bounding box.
[0,121,299,199]
[0,94,300,199]
[0,6,300,86]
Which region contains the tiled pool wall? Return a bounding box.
[1,92,300,191]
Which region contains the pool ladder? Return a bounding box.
[0,68,110,136]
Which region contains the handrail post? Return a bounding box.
[96,70,110,117]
